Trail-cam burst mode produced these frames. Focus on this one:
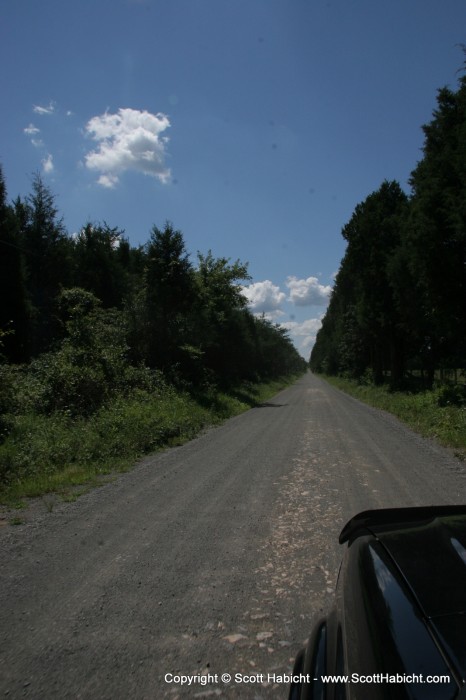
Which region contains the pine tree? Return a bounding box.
[0,166,31,362]
[20,174,73,354]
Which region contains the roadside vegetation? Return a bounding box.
[0,169,306,505]
[0,368,300,505]
[321,375,466,460]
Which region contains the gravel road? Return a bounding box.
[0,372,464,699]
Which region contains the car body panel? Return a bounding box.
[290,506,466,700]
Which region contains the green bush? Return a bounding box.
[30,352,107,416]
[0,387,212,495]
[0,291,167,423]
[0,367,300,501]
[437,384,466,407]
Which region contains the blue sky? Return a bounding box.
[2,0,465,357]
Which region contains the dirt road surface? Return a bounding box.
[0,372,464,699]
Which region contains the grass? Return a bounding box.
[9,517,24,526]
[322,375,466,460]
[0,374,302,506]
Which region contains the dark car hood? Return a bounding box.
[370,512,466,683]
[373,514,466,617]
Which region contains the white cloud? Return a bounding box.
[24,123,44,147]
[286,276,332,306]
[281,318,322,337]
[42,154,54,174]
[84,108,171,187]
[241,280,286,315]
[33,102,55,115]
[281,317,323,358]
[97,174,119,189]
[24,123,40,136]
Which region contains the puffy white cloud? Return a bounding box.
[241,275,331,356]
[97,174,119,189]
[281,317,323,358]
[286,276,332,306]
[281,318,322,337]
[33,102,55,115]
[84,108,171,187]
[241,280,286,315]
[42,154,54,174]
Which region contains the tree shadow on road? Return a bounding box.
[254,402,287,408]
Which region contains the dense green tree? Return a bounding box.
[193,252,251,382]
[402,76,466,380]
[312,181,408,385]
[29,288,132,416]
[73,222,128,308]
[0,167,31,362]
[253,316,306,378]
[142,222,195,372]
[312,72,466,385]
[344,181,408,384]
[19,174,74,353]
[0,163,306,389]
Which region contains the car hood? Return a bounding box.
[371,512,466,683]
[373,514,466,617]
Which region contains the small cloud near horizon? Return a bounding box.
[281,317,323,358]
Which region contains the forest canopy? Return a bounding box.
[0,168,305,398]
[310,68,466,388]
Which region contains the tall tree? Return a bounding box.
[20,174,73,353]
[73,222,128,308]
[403,76,466,380]
[193,251,251,382]
[311,181,408,385]
[342,180,408,384]
[142,222,195,371]
[0,166,31,362]
[253,315,306,378]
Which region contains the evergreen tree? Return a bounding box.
[20,174,74,354]
[143,222,195,371]
[73,222,128,308]
[0,166,31,362]
[312,181,408,384]
[403,76,466,380]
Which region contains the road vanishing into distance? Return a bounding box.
[1,372,464,699]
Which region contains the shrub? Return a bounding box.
[437,384,466,407]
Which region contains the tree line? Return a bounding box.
[310,68,466,389]
[0,167,305,405]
